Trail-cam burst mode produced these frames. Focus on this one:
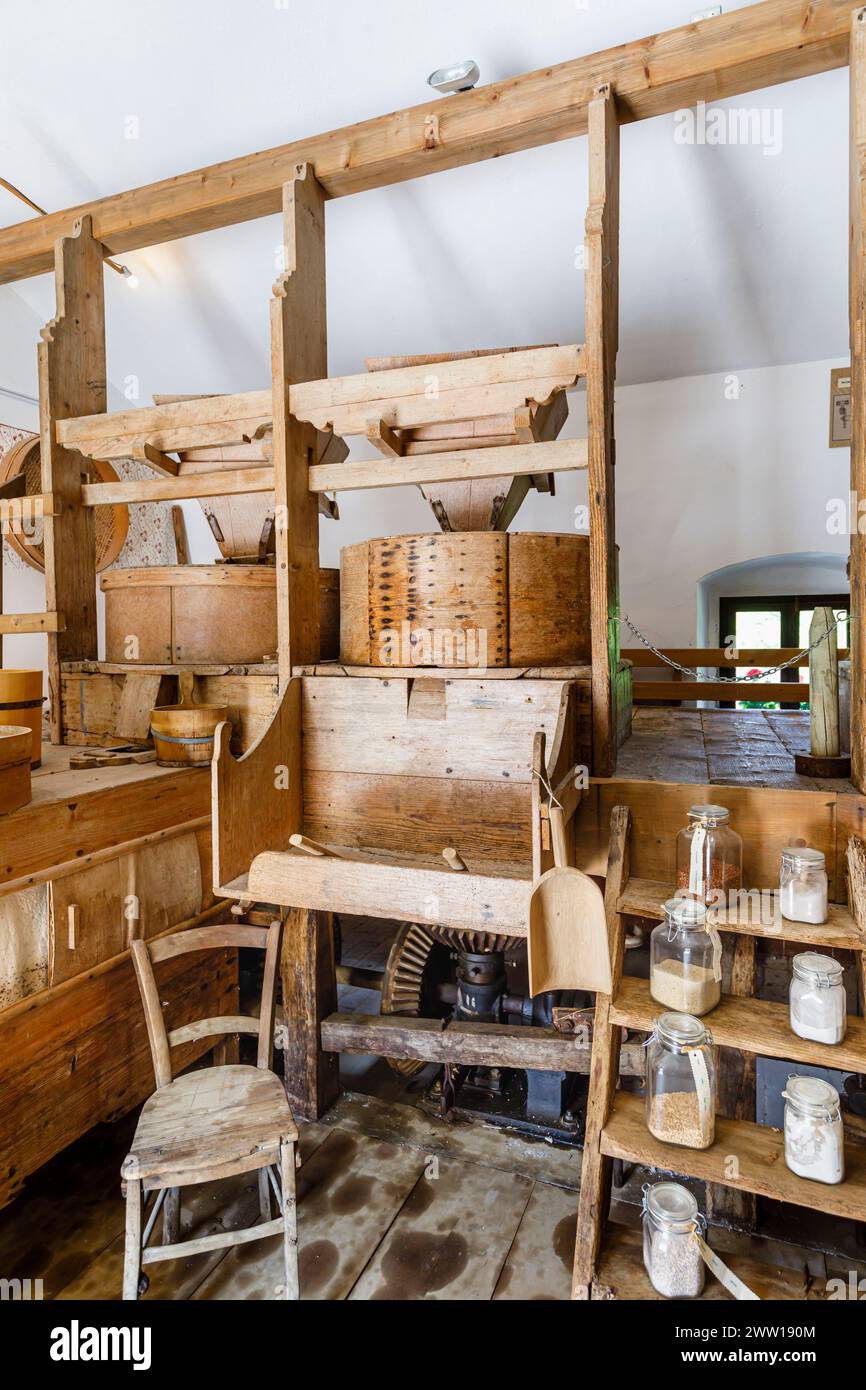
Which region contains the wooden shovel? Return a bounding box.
[527,801,611,995]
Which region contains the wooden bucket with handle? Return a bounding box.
[149,672,228,768]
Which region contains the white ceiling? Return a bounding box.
[0,0,851,403]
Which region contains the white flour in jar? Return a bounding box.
[790,984,846,1044]
[647,1228,704,1298]
[784,1105,844,1184]
[780,880,827,923]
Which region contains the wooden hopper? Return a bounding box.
[364,346,569,531]
[340,532,590,668]
[152,395,347,561]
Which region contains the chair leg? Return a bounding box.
[258,1168,273,1221]
[122,1178,142,1301]
[163,1186,181,1244]
[280,1140,299,1301]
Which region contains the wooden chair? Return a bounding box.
[121,919,300,1300]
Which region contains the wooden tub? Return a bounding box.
[102,565,339,665]
[340,532,590,668]
[0,726,32,814]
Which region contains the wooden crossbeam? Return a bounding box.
[57,390,272,458]
[56,347,581,459]
[0,1,856,283]
[0,494,58,529]
[308,438,587,493]
[80,467,275,506]
[322,1013,598,1073]
[633,680,806,703]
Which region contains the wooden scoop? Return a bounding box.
[527,865,611,998]
[527,758,611,994]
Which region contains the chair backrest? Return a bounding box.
[130,919,284,1089]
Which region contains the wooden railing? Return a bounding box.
[623,648,850,706]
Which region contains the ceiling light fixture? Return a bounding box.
[0,174,133,280]
[427,60,480,95]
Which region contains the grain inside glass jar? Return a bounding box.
[650,896,722,1016]
[676,804,742,908]
[645,1012,716,1150]
[642,1181,705,1298]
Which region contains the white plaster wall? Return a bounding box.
[0,291,45,673]
[614,358,851,651]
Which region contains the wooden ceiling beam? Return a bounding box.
[0,0,857,284]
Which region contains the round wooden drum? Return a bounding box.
[340,532,590,668]
[0,435,128,572]
[101,565,340,665]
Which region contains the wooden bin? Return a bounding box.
[101,565,339,665]
[0,725,32,814]
[0,670,44,767]
[340,532,590,668]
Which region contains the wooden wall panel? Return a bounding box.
[0,944,236,1208]
[575,780,839,894]
[48,832,203,985]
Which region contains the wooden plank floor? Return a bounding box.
[2,1079,862,1301]
[0,1094,579,1302]
[616,708,858,792]
[2,914,861,1302]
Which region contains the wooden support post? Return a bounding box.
[705,935,758,1230]
[809,606,840,756]
[270,166,336,1117]
[571,804,630,1298]
[271,164,327,688]
[280,907,339,1120]
[586,85,620,779]
[39,215,106,741]
[851,9,866,792]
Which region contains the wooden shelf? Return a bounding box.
[611,975,866,1074]
[601,1093,866,1222]
[593,1222,827,1301]
[618,877,864,951]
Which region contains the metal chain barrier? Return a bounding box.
[615,610,848,685]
